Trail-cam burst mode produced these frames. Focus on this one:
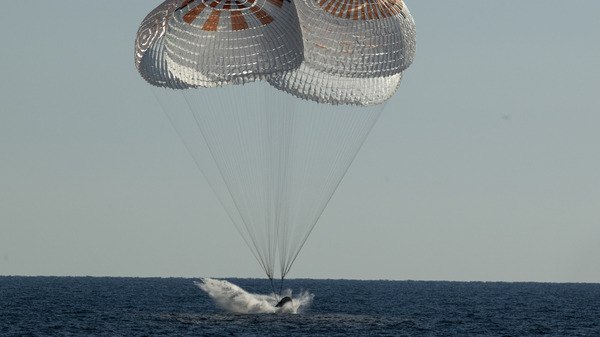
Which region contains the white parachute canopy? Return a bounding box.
[134,0,416,282]
[268,0,416,105]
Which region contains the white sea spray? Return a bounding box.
[194,278,314,314]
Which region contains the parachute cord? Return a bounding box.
[278,276,285,298]
[269,277,279,302]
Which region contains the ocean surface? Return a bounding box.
[1,276,599,336]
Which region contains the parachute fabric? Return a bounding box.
[135,0,192,89]
[164,0,304,87]
[268,65,404,106]
[288,0,416,77]
[267,0,416,105]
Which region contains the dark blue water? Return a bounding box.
[2,277,599,336]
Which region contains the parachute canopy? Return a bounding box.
[134,0,416,284]
[135,0,416,105]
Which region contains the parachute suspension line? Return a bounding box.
[279,275,285,298]
[238,85,287,280]
[276,106,299,281]
[270,276,279,302]
[190,88,274,276]
[277,101,386,279]
[154,87,273,277]
[166,87,268,278]
[262,84,296,297]
[265,87,296,282]
[180,84,290,281]
[154,84,387,284]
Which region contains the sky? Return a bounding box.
[1,1,599,283]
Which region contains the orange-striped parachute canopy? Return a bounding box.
[135,0,415,105]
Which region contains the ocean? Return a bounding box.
[1,276,599,336]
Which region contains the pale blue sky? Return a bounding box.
[1,1,599,282]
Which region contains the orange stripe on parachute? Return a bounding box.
[183,3,206,24]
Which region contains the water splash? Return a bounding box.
[194,278,313,314]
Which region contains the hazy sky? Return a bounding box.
[1,1,599,282]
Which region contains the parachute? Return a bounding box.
[134,0,416,295]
